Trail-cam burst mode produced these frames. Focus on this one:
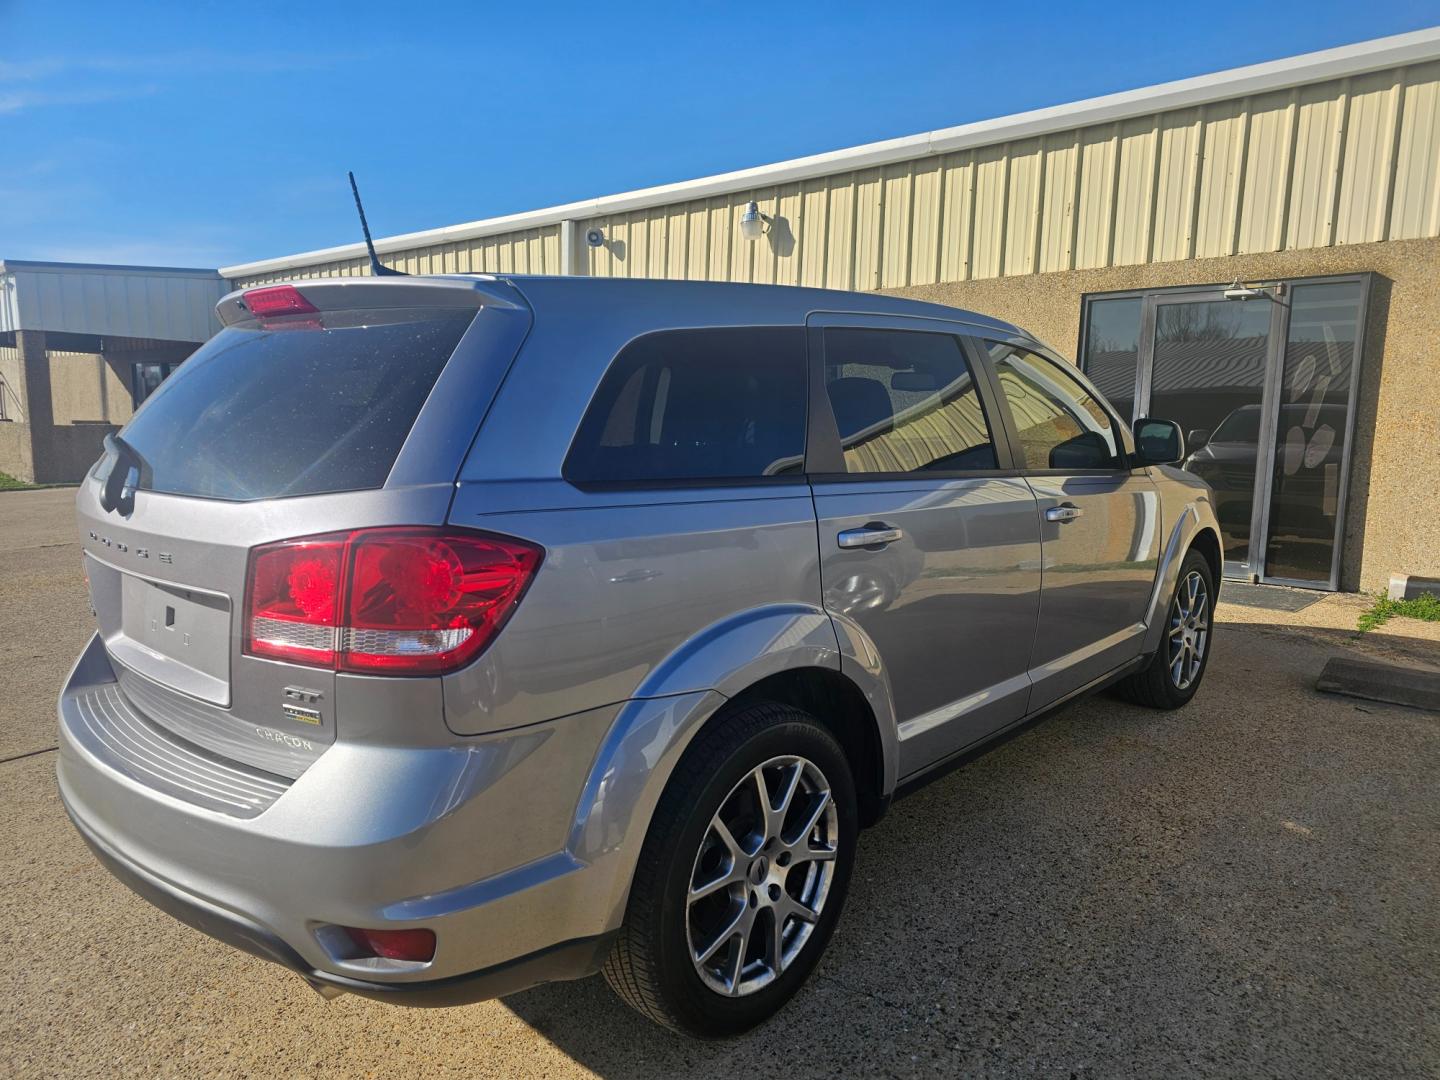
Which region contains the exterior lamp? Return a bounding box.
[1223,279,1286,301]
[739,201,771,241]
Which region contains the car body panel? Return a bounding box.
[1022,472,1162,709]
[440,482,822,735]
[812,476,1042,777]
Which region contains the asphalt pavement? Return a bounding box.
[2,487,1437,1078]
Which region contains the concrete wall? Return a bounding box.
[890,235,1440,593]
[0,335,197,484]
[48,352,132,426]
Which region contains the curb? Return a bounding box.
[1316,655,1440,713]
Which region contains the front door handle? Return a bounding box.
[837,524,904,549]
[1044,503,1083,524]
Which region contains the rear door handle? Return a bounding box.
[837,525,904,549]
[1044,504,1083,524]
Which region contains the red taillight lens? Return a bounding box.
[244,536,346,666]
[243,528,542,675]
[343,926,436,963]
[243,285,318,317]
[341,530,542,673]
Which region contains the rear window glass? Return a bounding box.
[118,307,475,501]
[565,327,807,485]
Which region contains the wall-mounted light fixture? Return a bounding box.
[1223,279,1287,301]
[739,201,771,242]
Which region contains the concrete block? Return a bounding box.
[1388,574,1440,601]
[1316,655,1440,712]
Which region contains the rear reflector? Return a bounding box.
[243,285,318,317]
[343,926,436,963]
[244,528,543,675]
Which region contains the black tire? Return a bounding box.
[601,701,858,1037]
[1113,547,1216,709]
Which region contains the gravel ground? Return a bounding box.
[2,487,1437,1079]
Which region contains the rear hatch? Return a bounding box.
[77,277,531,778]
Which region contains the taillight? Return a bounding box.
[244,528,542,675]
[245,536,346,666]
[243,285,318,317]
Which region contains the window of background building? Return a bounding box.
[1263,279,1365,583]
[132,362,181,408]
[1080,296,1142,422]
[822,328,997,474]
[565,327,807,484]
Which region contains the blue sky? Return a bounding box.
[2,1,1436,269]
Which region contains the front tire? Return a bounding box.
[1113,547,1215,709]
[602,701,857,1037]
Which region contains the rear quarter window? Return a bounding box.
[118,307,476,501]
[565,327,807,485]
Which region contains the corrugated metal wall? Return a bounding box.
[229,60,1440,290]
[233,227,563,287]
[1,266,227,342]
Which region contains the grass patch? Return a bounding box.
[1357,591,1440,633]
[0,471,37,491]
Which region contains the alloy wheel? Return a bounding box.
[1168,569,1210,690]
[685,755,840,997]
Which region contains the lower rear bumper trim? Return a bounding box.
[65,796,614,1007]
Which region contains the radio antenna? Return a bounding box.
[348,171,406,276]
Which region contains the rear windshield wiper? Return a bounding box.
[99,433,152,514]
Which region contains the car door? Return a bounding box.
[976,338,1162,710]
[807,314,1042,778]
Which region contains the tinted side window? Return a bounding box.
[989,344,1121,471]
[823,328,997,474]
[566,327,806,484]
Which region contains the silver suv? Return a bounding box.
[58,275,1220,1037]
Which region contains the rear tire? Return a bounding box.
[1113,548,1215,709]
[602,701,857,1037]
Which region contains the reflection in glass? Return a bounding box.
[1081,297,1143,422]
[823,328,998,474]
[1155,299,1274,566]
[990,345,1119,470]
[1263,281,1363,583]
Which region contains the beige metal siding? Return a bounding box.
[231,226,563,289]
[229,61,1440,292]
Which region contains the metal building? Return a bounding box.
[8,29,1436,595]
[0,261,226,484]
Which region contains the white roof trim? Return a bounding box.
[221,27,1440,279]
[0,259,223,278]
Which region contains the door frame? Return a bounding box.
[1078,273,1372,591]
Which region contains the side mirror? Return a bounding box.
[1132,418,1184,465]
[1186,428,1210,450]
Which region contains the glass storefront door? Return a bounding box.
[1148,295,1277,577]
[1080,274,1369,590]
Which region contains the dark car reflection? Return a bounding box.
[1182,403,1345,561]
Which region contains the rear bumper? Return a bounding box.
[68,805,612,1005]
[57,632,623,999]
